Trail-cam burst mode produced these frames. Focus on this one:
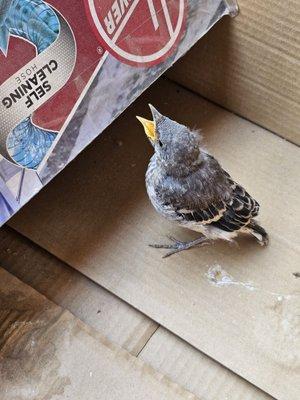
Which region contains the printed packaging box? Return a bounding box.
[0,0,238,225]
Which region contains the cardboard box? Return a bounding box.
[167,0,300,144]
[8,78,300,400]
[0,0,237,225]
[1,1,299,399]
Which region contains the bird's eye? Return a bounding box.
[158,140,163,147]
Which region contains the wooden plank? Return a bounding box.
[140,327,274,400]
[0,267,197,400]
[0,226,158,356]
[167,0,300,144]
[9,79,300,400]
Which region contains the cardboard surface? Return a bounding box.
[167,0,300,144]
[0,227,271,400]
[1,227,272,399]
[140,327,273,400]
[0,227,157,356]
[10,79,300,400]
[0,267,198,400]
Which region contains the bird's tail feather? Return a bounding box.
[247,220,269,246]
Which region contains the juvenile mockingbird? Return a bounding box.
[137,104,268,257]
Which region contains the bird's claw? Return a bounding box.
[149,235,209,258]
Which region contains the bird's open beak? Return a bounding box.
[136,116,156,141]
[136,104,163,141]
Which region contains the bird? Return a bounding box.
[136,104,269,258]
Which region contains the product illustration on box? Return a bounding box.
[0,0,238,225]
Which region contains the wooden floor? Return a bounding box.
[1,78,299,400]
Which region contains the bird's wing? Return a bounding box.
[175,173,260,232]
[209,177,260,232]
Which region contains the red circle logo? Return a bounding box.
[85,0,187,67]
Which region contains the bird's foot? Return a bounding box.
[149,235,210,258]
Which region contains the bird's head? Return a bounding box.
[137,104,202,175]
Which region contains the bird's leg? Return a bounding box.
[149,235,210,258]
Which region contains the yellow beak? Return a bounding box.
[136,116,156,141]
